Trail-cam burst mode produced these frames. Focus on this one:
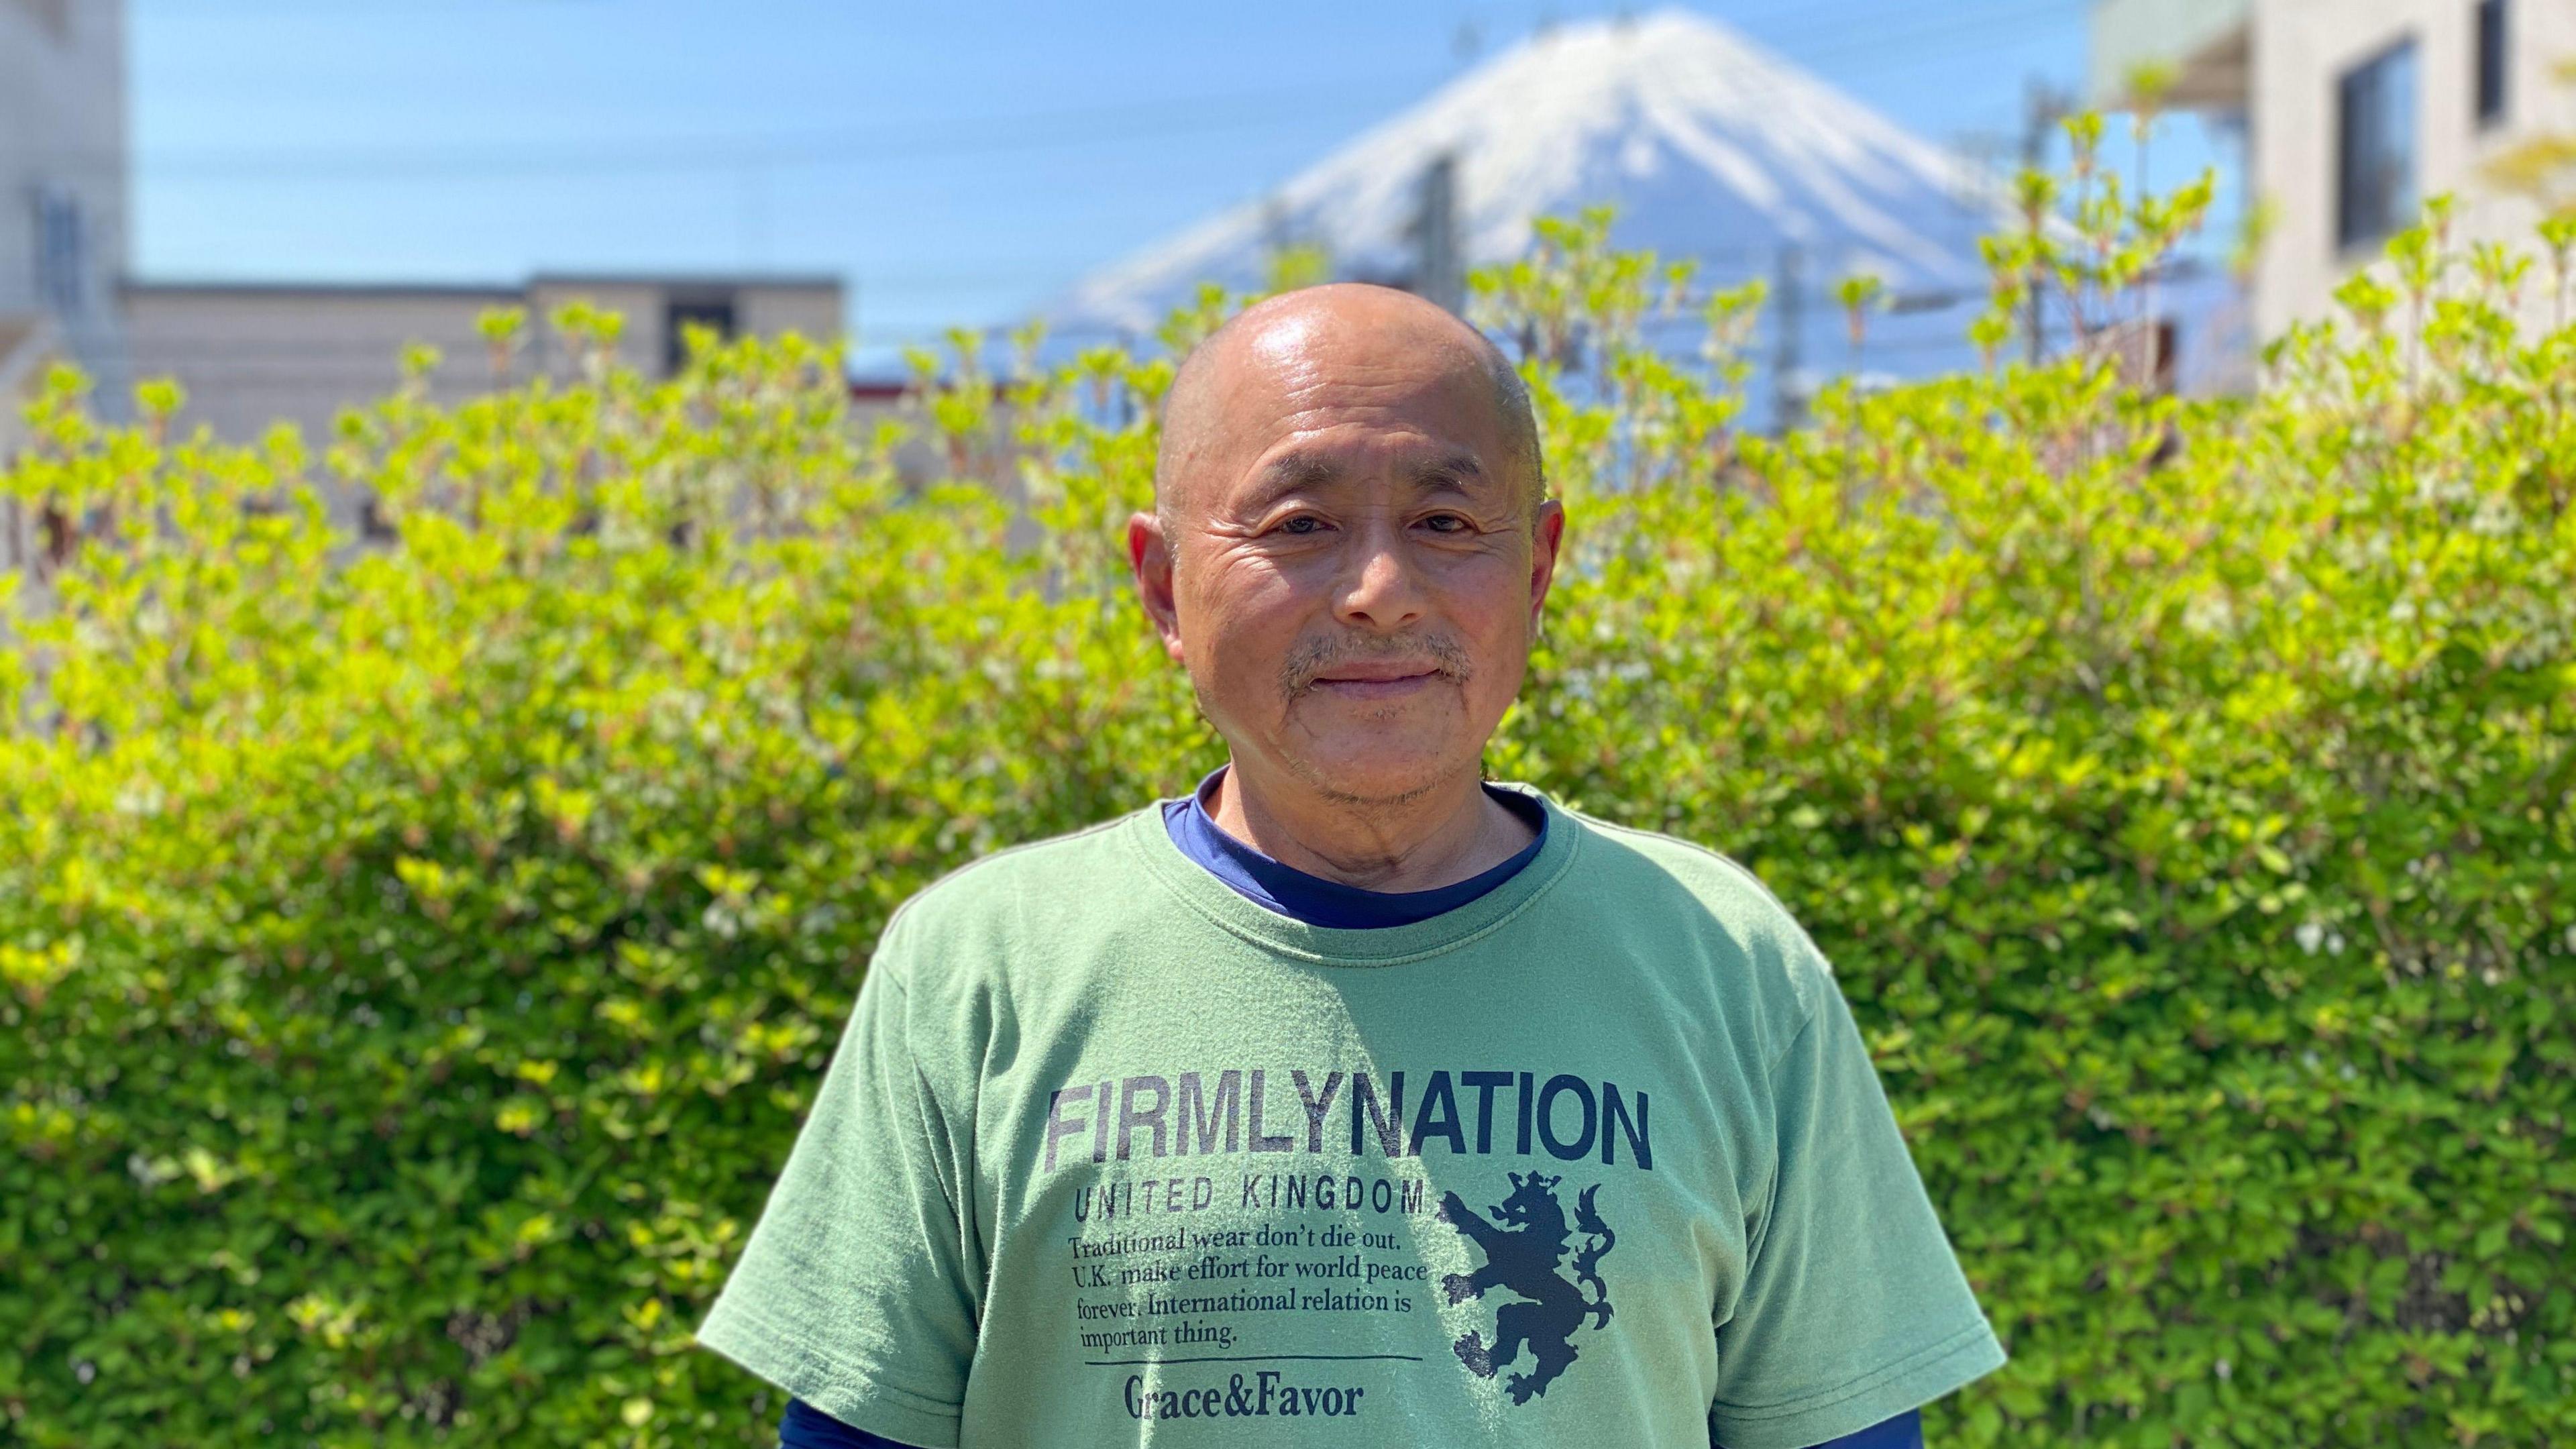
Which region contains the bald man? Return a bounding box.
[694,284,2005,1449]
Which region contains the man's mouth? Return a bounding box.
[1310,663,1442,700]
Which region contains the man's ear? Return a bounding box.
[1525,498,1566,629]
[1126,509,1187,663]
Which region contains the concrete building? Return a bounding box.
[123,272,844,444]
[113,272,843,544]
[1,0,128,439]
[2094,0,2576,343]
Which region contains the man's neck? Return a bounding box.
[1202,760,1538,893]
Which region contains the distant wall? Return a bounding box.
[126,277,847,441]
[123,277,847,539]
[123,285,520,445]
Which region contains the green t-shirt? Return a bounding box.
[693,782,2006,1448]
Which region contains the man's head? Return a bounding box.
[1127,282,1566,812]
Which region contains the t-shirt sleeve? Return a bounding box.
[692,908,982,1449]
[1705,953,2006,1449]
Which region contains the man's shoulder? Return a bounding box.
[1558,800,1815,935]
[1552,798,1841,1017]
[869,801,1157,970]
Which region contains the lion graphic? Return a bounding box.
[1434,1171,1617,1403]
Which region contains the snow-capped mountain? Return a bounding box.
[1044,7,2013,338]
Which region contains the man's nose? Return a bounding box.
[1332,518,1427,630]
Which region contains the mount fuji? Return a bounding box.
[1042,7,2015,341]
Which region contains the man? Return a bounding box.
[694,283,2006,1448]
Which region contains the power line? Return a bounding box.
[19,75,1448,182]
[846,248,2210,347]
[18,0,2087,186]
[72,1,2121,333]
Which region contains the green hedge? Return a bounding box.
[3,158,2572,1446]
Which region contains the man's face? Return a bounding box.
[1132,297,1566,808]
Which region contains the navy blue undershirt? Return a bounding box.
[1160,763,1548,924]
[775,767,1921,1449]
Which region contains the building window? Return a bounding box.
[30,186,86,315]
[2475,0,2509,128]
[2337,38,2420,252]
[663,292,737,376]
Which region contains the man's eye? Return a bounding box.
[1424,514,1470,532]
[1279,516,1327,535]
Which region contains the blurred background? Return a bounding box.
[8,9,2576,1442]
[3,0,2570,450]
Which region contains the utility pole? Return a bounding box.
[2021,75,2072,364]
[1772,242,1804,433]
[1408,152,1464,315]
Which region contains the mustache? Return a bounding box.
[1279,634,1474,694]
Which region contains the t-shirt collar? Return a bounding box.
[1125,765,1584,965]
[1167,763,1548,930]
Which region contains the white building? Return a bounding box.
[1,0,128,433]
[2094,0,2576,342]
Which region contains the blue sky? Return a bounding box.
[129,0,2235,358]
